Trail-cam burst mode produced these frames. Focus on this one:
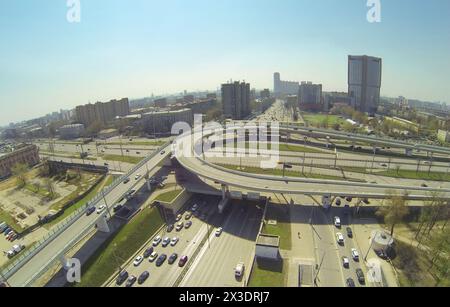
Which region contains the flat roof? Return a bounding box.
[256,234,280,248]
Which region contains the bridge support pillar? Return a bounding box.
[96,215,110,233]
[221,184,228,200]
[59,255,71,271]
[146,179,152,191]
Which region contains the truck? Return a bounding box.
[234,262,245,279]
[7,244,25,259]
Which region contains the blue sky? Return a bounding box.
[1,0,449,125]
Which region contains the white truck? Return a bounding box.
[234,262,245,279]
[7,244,25,259]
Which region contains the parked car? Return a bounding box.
[178,256,188,267]
[336,233,345,245]
[346,278,356,287]
[375,249,389,260]
[162,237,171,247]
[175,214,182,222]
[351,248,360,261]
[86,206,96,216]
[168,253,178,265]
[170,237,179,246]
[176,222,184,231]
[143,247,154,258]
[125,275,137,287]
[133,256,144,267]
[152,236,162,247]
[362,198,370,204]
[191,204,199,212]
[116,271,129,286]
[185,212,192,220]
[166,224,174,232]
[335,198,341,206]
[185,221,192,229]
[149,252,158,263]
[156,254,167,267]
[346,227,353,238]
[215,227,223,237]
[138,271,150,285]
[334,217,341,228]
[356,268,365,284]
[346,197,353,202]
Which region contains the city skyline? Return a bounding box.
[1,0,450,126]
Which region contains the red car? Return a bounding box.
[178,256,188,267]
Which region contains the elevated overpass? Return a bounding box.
[1,142,172,287]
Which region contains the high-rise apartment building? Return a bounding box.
[348,55,382,115]
[273,72,299,96]
[75,98,129,126]
[298,81,323,111]
[221,81,251,120]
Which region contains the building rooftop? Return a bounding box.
[256,234,280,248]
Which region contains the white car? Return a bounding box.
[235,262,245,278]
[342,256,350,268]
[334,217,341,228]
[351,248,360,261]
[191,204,199,212]
[162,237,171,247]
[170,237,179,246]
[336,233,345,245]
[149,252,158,262]
[176,222,184,231]
[133,256,144,267]
[152,236,162,247]
[215,227,223,237]
[96,205,106,214]
[135,174,141,180]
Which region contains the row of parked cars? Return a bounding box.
[0,222,18,242]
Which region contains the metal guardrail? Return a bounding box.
[0,142,172,285]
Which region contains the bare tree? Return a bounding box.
[11,163,28,188]
[377,190,410,236]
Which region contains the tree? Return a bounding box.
[376,191,410,236]
[11,163,28,188]
[45,178,56,200]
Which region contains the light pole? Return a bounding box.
[364,234,376,262]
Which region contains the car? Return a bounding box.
[334,217,341,228]
[346,227,353,238]
[156,254,167,266]
[175,214,182,222]
[123,178,130,184]
[235,262,245,279]
[9,233,17,242]
[168,253,178,265]
[136,152,141,155]
[152,236,162,247]
[170,237,179,246]
[336,233,345,245]
[135,174,141,180]
[116,271,129,285]
[362,198,370,205]
[215,227,223,237]
[138,271,150,285]
[185,221,192,229]
[133,256,144,267]
[185,212,192,220]
[335,198,341,206]
[375,249,389,260]
[162,237,171,247]
[342,256,350,268]
[113,204,123,213]
[104,162,109,166]
[166,224,174,232]
[191,204,199,212]
[85,206,96,216]
[3,227,11,235]
[356,268,365,284]
[96,205,106,214]
[149,252,158,262]
[126,149,130,153]
[346,278,356,287]
[160,151,166,155]
[380,163,388,167]
[178,255,188,267]
[421,183,428,188]
[346,197,353,202]
[125,275,137,287]
[351,248,360,261]
[143,247,154,258]
[176,222,184,231]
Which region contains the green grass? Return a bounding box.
[45,175,114,228]
[223,141,324,154]
[101,154,144,164]
[303,113,346,127]
[23,183,53,198]
[0,209,23,233]
[262,204,292,250]
[155,189,183,203]
[218,164,354,182]
[248,259,288,287]
[378,169,450,181]
[40,151,97,161]
[75,207,164,287]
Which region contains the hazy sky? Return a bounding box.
[1,0,449,125]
